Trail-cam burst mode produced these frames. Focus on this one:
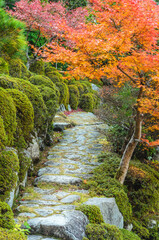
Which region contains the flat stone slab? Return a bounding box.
[20,200,60,206]
[34,188,55,195]
[51,205,76,211]
[18,212,36,218]
[34,209,54,217]
[44,161,60,167]
[38,167,60,176]
[61,195,80,204]
[41,195,58,201]
[84,197,123,229]
[28,210,89,240]
[28,235,58,240]
[53,122,71,131]
[35,175,82,185]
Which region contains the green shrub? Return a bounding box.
[85,223,107,240]
[132,220,150,239]
[29,75,56,90]
[80,93,94,112]
[121,229,141,240]
[0,150,19,201]
[0,227,26,239]
[68,85,79,109]
[85,223,123,240]
[9,59,30,79]
[44,64,57,74]
[7,89,34,142]
[0,87,17,146]
[0,116,7,150]
[0,76,47,135]
[56,82,69,108]
[30,60,45,75]
[0,201,15,229]
[76,205,104,224]
[0,58,9,75]
[18,152,31,183]
[74,82,85,95]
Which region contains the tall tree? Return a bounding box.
[44,0,159,184]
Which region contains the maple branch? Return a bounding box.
[117,65,136,84]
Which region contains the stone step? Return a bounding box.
[34,175,82,185]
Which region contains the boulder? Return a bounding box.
[84,197,123,229]
[27,210,89,240]
[53,122,71,131]
[27,136,40,162]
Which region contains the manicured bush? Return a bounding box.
[0,201,15,229]
[132,220,150,239]
[56,82,69,108]
[76,205,104,224]
[7,89,34,142]
[9,59,31,79]
[30,60,45,75]
[0,227,27,240]
[29,75,56,90]
[0,87,17,146]
[0,58,9,75]
[68,85,79,109]
[79,93,94,112]
[18,152,31,183]
[0,116,7,150]
[0,150,19,201]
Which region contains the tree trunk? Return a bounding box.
[115,86,143,184]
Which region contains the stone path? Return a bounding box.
[16,112,108,240]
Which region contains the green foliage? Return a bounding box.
[132,220,150,239]
[30,60,45,75]
[0,227,26,239]
[18,152,31,183]
[0,58,9,75]
[27,30,46,48]
[125,161,159,222]
[85,223,123,240]
[0,201,15,229]
[0,115,7,150]
[9,59,31,79]
[76,205,104,224]
[0,150,19,201]
[0,6,26,60]
[7,89,34,143]
[56,82,69,107]
[80,93,94,112]
[68,85,79,109]
[121,229,141,240]
[29,75,56,90]
[85,152,132,225]
[0,87,17,146]
[62,0,87,9]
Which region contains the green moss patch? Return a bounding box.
[80,93,94,112]
[9,59,30,79]
[0,116,7,150]
[0,201,15,229]
[30,60,45,75]
[0,58,9,75]
[68,85,79,110]
[0,227,26,239]
[56,82,69,108]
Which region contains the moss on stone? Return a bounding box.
[132,220,150,239]
[79,93,94,112]
[7,89,34,142]
[0,87,17,146]
[76,204,104,224]
[9,59,30,79]
[0,201,15,229]
[68,85,80,110]
[30,60,45,75]
[121,229,141,240]
[56,82,69,108]
[0,227,26,239]
[0,115,7,150]
[18,152,31,183]
[0,58,9,75]
[0,150,19,201]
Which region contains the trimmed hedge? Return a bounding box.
[68,85,79,110]
[0,201,15,229]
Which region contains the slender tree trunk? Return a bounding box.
[115,87,143,184]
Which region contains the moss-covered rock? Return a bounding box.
[7,89,34,142]
[0,87,17,146]
[56,82,69,108]
[76,205,104,224]
[30,60,45,75]
[0,150,19,201]
[121,229,141,240]
[79,93,94,112]
[0,116,7,150]
[0,227,26,239]
[0,201,15,229]
[9,59,30,79]
[18,152,31,183]
[68,85,79,110]
[0,58,9,75]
